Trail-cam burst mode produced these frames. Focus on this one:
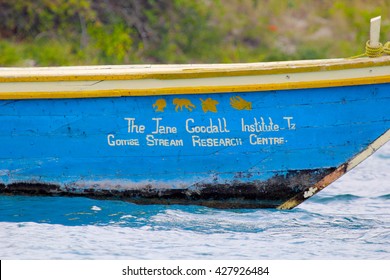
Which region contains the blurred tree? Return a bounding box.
[0,0,96,39]
[0,0,389,66]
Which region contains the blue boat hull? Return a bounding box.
[1,83,389,208]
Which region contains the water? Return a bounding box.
[1,143,389,260]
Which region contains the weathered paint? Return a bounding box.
[0,58,389,208]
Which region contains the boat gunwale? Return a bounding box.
[1,57,390,83]
[0,56,389,99]
[0,75,389,100]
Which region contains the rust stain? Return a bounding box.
[277,164,348,210]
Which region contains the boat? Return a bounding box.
[0,20,389,209]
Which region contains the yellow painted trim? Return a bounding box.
[1,58,390,83]
[0,75,389,100]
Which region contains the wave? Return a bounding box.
[375,194,390,200]
[311,194,362,204]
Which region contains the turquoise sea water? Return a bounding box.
[0,142,389,260]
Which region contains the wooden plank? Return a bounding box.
[370,16,381,47]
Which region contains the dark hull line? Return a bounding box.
[0,167,338,209]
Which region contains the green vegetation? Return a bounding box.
[0,0,389,66]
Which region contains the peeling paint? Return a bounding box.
[303,187,318,198]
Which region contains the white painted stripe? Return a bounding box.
[0,58,348,76]
[347,129,390,171]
